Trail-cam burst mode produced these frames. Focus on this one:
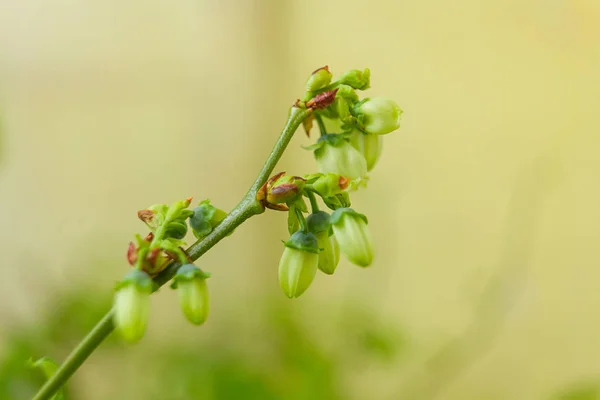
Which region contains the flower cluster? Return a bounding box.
[112,66,402,342]
[113,198,223,342]
[301,66,402,182]
[264,66,402,298]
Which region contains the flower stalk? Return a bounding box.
[32,65,403,400]
[31,106,312,400]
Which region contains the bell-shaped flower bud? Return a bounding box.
[317,234,340,275]
[330,208,374,267]
[306,66,333,93]
[306,210,330,235]
[349,130,383,171]
[337,68,371,90]
[357,97,402,135]
[311,173,350,197]
[113,269,154,343]
[278,231,319,298]
[171,264,210,325]
[307,211,340,275]
[314,135,368,180]
[189,200,228,239]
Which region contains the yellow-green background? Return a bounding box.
[1,1,599,399]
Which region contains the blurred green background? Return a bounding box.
[1,1,599,399]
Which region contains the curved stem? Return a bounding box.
[314,113,327,137]
[294,207,307,232]
[32,106,311,400]
[306,191,319,213]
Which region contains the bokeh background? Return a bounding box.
[1,1,599,399]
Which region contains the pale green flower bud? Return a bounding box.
[189,200,227,239]
[278,231,319,298]
[172,264,210,325]
[306,66,332,92]
[357,97,402,135]
[330,208,374,267]
[311,173,350,197]
[266,174,306,204]
[113,270,154,343]
[349,130,382,171]
[314,135,367,180]
[306,211,340,275]
[316,232,340,275]
[337,68,370,90]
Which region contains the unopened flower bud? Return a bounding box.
[349,130,382,171]
[267,174,306,204]
[357,97,402,135]
[164,221,188,240]
[172,264,210,325]
[330,208,374,267]
[307,212,340,274]
[337,68,371,90]
[306,66,332,92]
[113,270,154,343]
[317,233,340,275]
[306,211,330,235]
[312,173,350,197]
[189,200,227,239]
[314,135,367,180]
[279,231,319,298]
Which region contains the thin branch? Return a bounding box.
[32,107,311,400]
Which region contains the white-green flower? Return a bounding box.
[113,270,154,343]
[330,208,374,267]
[314,135,367,180]
[172,264,210,325]
[306,211,340,275]
[349,130,382,171]
[358,97,402,135]
[278,231,319,298]
[316,231,340,275]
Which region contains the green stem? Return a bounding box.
[294,207,307,232]
[314,113,327,137]
[32,106,311,400]
[306,191,319,213]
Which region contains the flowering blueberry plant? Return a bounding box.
[31,66,402,400]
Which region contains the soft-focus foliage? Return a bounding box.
[0,288,403,400]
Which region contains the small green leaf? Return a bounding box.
[28,357,65,400]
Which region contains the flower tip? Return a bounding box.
[137,209,154,221]
[312,65,329,74]
[127,242,137,265]
[339,176,350,190]
[354,255,373,268]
